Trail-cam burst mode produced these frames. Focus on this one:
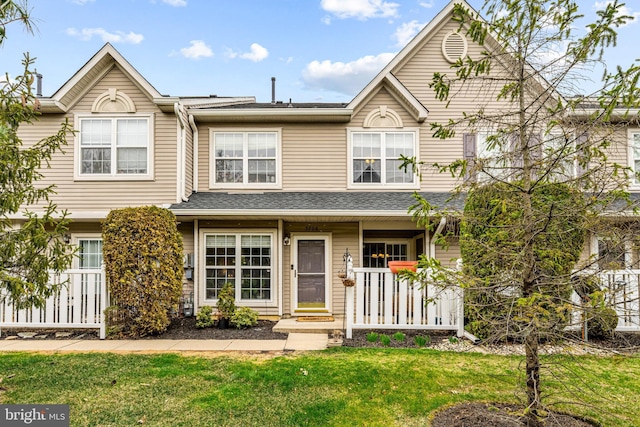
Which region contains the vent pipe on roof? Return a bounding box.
[35,70,43,97]
[271,77,276,104]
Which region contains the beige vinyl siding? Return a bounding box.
[435,237,461,268]
[18,66,179,213]
[351,87,417,126]
[199,123,350,192]
[393,19,528,192]
[184,109,194,196]
[179,222,195,297]
[282,222,359,316]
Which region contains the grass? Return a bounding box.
[0,349,638,426]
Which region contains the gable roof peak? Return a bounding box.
[348,0,472,110]
[50,42,163,105]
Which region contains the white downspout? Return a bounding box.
[188,114,199,193]
[174,102,188,202]
[430,216,447,259]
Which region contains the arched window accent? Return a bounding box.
[363,106,403,128]
[91,88,137,113]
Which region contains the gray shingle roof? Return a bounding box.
[170,191,465,214]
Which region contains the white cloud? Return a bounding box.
[302,52,396,95]
[179,40,213,59]
[66,27,144,44]
[227,43,269,62]
[320,0,399,20]
[393,20,424,47]
[162,0,187,6]
[594,1,639,27]
[419,0,434,8]
[70,0,95,5]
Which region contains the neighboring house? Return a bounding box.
[13,0,639,323]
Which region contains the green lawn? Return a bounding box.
[0,348,638,426]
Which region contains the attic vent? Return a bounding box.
[442,31,467,64]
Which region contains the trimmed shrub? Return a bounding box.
[588,306,618,338]
[216,282,236,320]
[196,306,216,329]
[102,206,183,337]
[231,307,259,329]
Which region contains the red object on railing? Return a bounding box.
[387,261,418,274]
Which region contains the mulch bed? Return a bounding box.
[0,317,287,341]
[430,402,598,427]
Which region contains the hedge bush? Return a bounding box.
[102,206,183,337]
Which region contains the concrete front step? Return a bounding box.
[273,317,346,334]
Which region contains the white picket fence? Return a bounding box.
[345,268,464,339]
[570,270,640,332]
[0,269,107,339]
[346,268,640,340]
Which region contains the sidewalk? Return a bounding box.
[0,333,328,353]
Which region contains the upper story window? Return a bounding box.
[210,130,281,189]
[629,129,640,185]
[349,130,417,188]
[76,115,153,180]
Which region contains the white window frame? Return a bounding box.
[543,130,576,180]
[73,234,103,270]
[592,234,632,271]
[347,128,419,189]
[628,128,640,188]
[363,239,411,268]
[209,129,282,189]
[201,229,277,306]
[476,131,506,182]
[74,114,154,181]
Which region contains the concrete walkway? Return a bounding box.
[0,333,328,353]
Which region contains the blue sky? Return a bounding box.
[1,0,638,103]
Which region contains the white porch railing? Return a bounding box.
[346,268,464,339]
[569,270,640,332]
[0,268,107,339]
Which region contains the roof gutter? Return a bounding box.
[188,108,353,123]
[169,209,417,218]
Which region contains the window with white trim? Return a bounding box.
[77,238,103,269]
[543,131,575,180]
[204,232,274,302]
[211,131,279,188]
[350,131,416,187]
[597,238,629,270]
[629,130,640,184]
[78,117,151,177]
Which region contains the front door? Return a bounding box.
[293,235,330,312]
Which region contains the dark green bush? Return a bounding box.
[102,206,183,337]
[588,305,618,338]
[216,282,236,320]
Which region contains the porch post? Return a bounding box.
[346,284,354,339]
[99,266,107,339]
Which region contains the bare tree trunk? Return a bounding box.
[525,327,542,426]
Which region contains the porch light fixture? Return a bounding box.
[63,234,71,244]
[283,234,291,246]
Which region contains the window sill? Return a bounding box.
[74,174,155,182]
